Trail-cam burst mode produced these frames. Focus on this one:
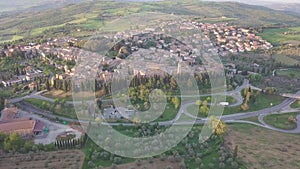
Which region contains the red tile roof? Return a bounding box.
[34,120,44,132]
[1,107,18,122]
[0,120,36,136]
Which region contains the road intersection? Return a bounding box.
[10,79,300,133]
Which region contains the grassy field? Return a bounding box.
[186,96,237,118]
[291,100,300,109]
[43,90,73,101]
[242,116,260,124]
[187,94,285,118]
[225,124,300,169]
[83,124,245,169]
[12,35,23,40]
[194,16,238,23]
[277,68,300,79]
[186,104,203,117]
[43,90,106,101]
[273,55,300,66]
[259,27,300,46]
[155,103,179,122]
[223,94,285,115]
[2,0,300,43]
[264,112,300,130]
[24,98,77,119]
[30,24,66,36]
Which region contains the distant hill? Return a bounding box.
[0,0,90,13]
[204,0,300,16]
[1,0,300,43]
[266,3,300,15]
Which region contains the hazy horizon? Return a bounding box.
[0,0,299,12]
[204,0,300,5]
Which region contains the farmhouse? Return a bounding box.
[0,108,45,139]
[0,119,45,139]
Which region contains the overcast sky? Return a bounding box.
[204,0,300,4]
[1,0,299,4]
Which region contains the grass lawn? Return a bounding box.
[30,24,65,36]
[259,27,300,46]
[186,104,202,117]
[223,94,285,115]
[277,68,300,79]
[155,103,179,122]
[80,19,104,30]
[225,123,300,169]
[242,116,260,124]
[43,90,73,101]
[273,55,300,66]
[0,35,23,43]
[43,90,106,101]
[195,17,237,23]
[291,101,300,109]
[226,96,237,104]
[263,112,300,130]
[12,35,23,41]
[24,98,77,119]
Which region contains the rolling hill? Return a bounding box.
[1,0,300,43]
[0,0,90,13]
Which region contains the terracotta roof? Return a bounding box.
[34,120,44,132]
[0,117,31,124]
[0,107,18,122]
[0,120,36,135]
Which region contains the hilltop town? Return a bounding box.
[0,21,273,90]
[0,2,300,168]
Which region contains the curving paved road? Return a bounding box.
[257,110,300,134]
[10,80,300,133]
[9,79,250,106]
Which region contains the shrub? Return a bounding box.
[113,157,122,164]
[136,159,142,166]
[165,166,173,169]
[219,162,225,169]
[208,163,214,169]
[195,157,202,164]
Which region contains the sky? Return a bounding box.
[0,0,299,5]
[204,0,300,4]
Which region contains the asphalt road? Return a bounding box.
[10,80,300,133]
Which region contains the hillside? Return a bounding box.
[1,0,300,43]
[0,0,89,13]
[266,3,300,15]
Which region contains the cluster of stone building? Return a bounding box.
[195,22,273,56]
[1,21,274,92]
[1,66,45,88]
[103,105,135,120]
